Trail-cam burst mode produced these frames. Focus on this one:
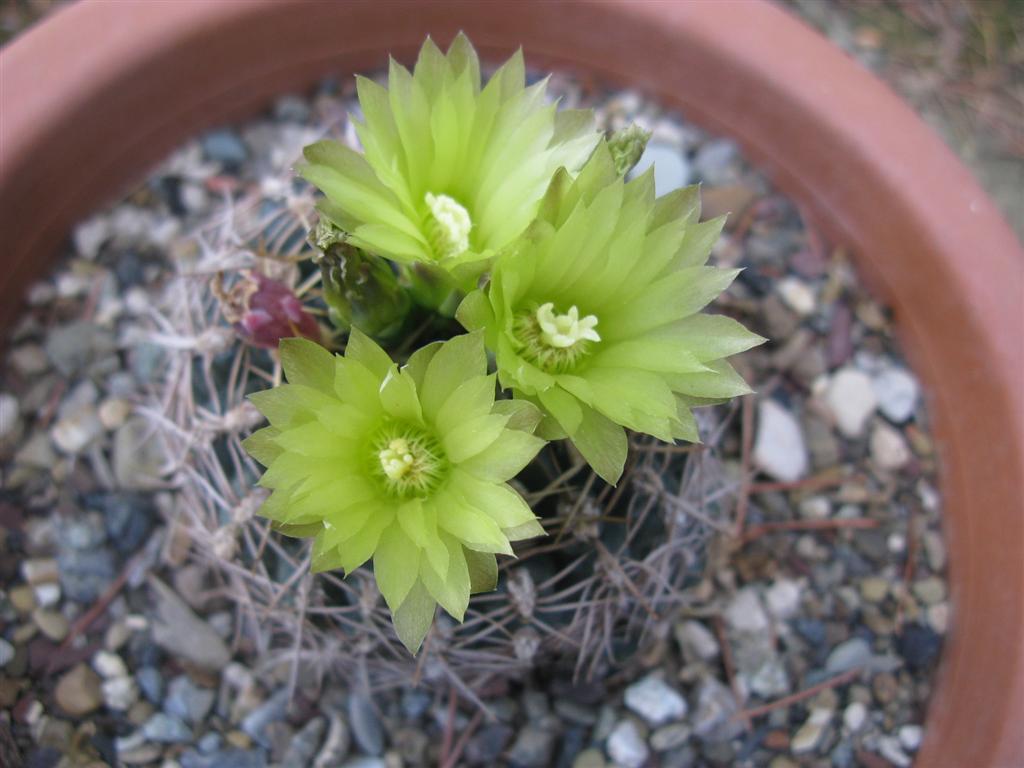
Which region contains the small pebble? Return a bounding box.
[870,421,911,470]
[606,719,649,768]
[899,724,923,751]
[0,639,14,668]
[33,608,70,641]
[55,664,103,717]
[826,368,878,438]
[623,674,687,726]
[791,708,832,754]
[752,399,809,482]
[843,701,867,732]
[873,367,919,423]
[777,277,816,316]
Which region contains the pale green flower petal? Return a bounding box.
[435,374,496,436]
[458,428,545,482]
[241,427,282,468]
[378,366,424,424]
[279,338,336,393]
[374,523,421,612]
[393,579,436,655]
[571,405,628,486]
[464,548,498,594]
[442,413,509,463]
[420,331,486,418]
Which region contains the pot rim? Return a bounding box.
[1,2,1021,765]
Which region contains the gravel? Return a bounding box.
[0,68,949,768]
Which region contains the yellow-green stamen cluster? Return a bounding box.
[424,192,472,260]
[372,426,447,499]
[512,303,600,373]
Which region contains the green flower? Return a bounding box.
[242,332,547,653]
[457,143,765,484]
[298,34,600,290]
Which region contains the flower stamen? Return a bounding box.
[536,303,601,348]
[424,192,472,260]
[512,302,600,373]
[372,426,447,498]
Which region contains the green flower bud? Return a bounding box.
[608,123,652,176]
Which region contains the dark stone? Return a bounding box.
[347,692,384,755]
[201,129,248,166]
[136,666,164,704]
[400,689,431,721]
[25,748,60,768]
[555,727,587,768]
[114,250,147,287]
[897,623,942,670]
[465,724,514,765]
[57,548,117,603]
[84,491,155,553]
[180,749,267,768]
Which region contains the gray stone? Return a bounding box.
[753,400,809,483]
[791,708,832,754]
[650,722,691,752]
[44,321,115,377]
[724,588,769,634]
[241,688,290,747]
[507,725,556,767]
[693,139,740,185]
[312,712,350,768]
[347,692,384,755]
[202,129,248,166]
[180,749,267,768]
[674,620,720,662]
[58,548,117,603]
[630,142,691,195]
[165,675,216,724]
[873,367,919,423]
[623,674,687,726]
[281,716,326,768]
[825,638,872,674]
[465,723,513,764]
[149,576,231,669]
[113,417,166,490]
[0,639,13,668]
[691,677,743,743]
[141,713,193,743]
[137,667,164,704]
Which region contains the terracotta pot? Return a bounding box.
[1,1,1021,764]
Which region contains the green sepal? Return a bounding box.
[393,579,437,655]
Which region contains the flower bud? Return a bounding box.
[313,219,412,339]
[215,271,321,350]
[608,123,652,176]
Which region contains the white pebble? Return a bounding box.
[0,639,14,668]
[0,393,19,439]
[93,650,129,679]
[826,368,878,438]
[99,398,133,430]
[724,588,770,634]
[102,676,139,711]
[899,724,923,751]
[51,404,103,454]
[765,579,802,620]
[843,701,867,732]
[873,367,919,423]
[870,422,911,470]
[752,399,808,482]
[623,674,687,726]
[607,719,649,768]
[777,277,817,316]
[33,583,61,608]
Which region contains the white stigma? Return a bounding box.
[424,192,472,259]
[536,303,601,349]
[379,438,415,481]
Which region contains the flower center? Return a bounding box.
[424,192,472,260]
[372,425,447,499]
[512,302,601,373]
